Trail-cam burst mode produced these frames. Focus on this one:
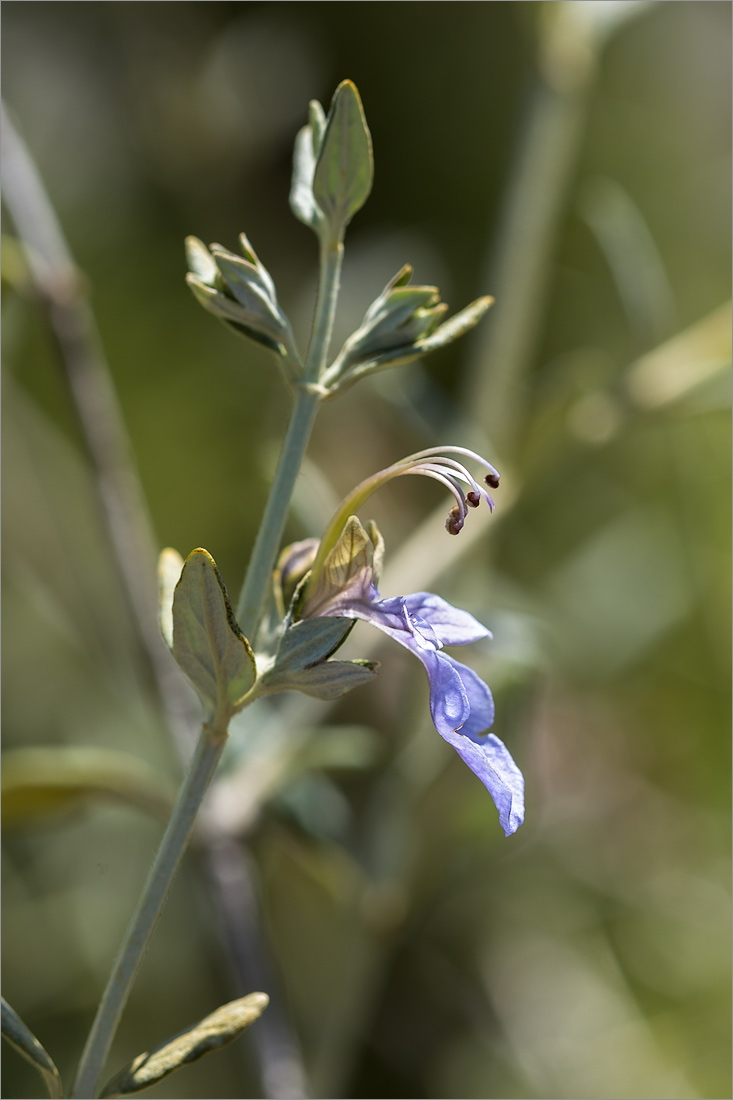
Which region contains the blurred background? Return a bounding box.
[2,3,730,1098]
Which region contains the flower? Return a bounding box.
[295,482,525,836]
[310,577,524,836]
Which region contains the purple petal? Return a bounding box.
[439,725,525,836]
[441,654,495,736]
[403,592,491,647]
[417,649,470,736]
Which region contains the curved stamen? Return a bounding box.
[402,445,500,486]
[305,445,500,592]
[395,465,468,529]
[416,455,494,510]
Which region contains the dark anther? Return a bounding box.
[466,491,480,508]
[485,472,500,489]
[445,506,463,535]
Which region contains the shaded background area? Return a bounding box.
[2,3,730,1098]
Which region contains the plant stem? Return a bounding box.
[305,238,344,385]
[70,724,228,1100]
[235,385,320,641]
[236,236,344,642]
[72,225,344,1099]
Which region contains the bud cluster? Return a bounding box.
[323,268,493,395]
[185,234,301,381]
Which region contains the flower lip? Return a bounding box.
[306,574,524,835]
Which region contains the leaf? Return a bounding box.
[2,997,62,1099]
[184,236,218,285]
[210,250,280,319]
[265,659,378,700]
[99,994,269,1098]
[312,80,373,238]
[274,616,354,673]
[290,124,320,229]
[2,747,174,827]
[185,275,287,356]
[308,98,327,152]
[405,295,494,354]
[172,549,256,717]
[158,547,183,650]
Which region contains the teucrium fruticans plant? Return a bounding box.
[3,80,523,1100]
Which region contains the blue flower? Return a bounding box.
[291,447,525,837]
[312,581,524,837]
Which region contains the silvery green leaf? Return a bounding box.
[2,997,62,1099]
[273,617,354,674]
[290,125,321,229]
[413,295,494,353]
[313,81,373,239]
[158,547,183,650]
[172,549,256,718]
[239,232,277,300]
[329,296,494,394]
[362,285,441,331]
[212,250,288,333]
[2,747,174,827]
[212,247,277,310]
[265,659,378,700]
[186,276,287,356]
[289,100,327,231]
[99,994,269,1098]
[185,236,218,286]
[308,98,326,152]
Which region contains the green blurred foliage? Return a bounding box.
[2,3,730,1099]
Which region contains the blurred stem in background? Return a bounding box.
[1,104,308,1100]
[465,0,656,456]
[0,104,195,752]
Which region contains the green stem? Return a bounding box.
[305,237,344,384]
[235,385,319,641]
[70,724,228,1100]
[236,235,344,641]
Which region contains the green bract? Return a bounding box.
[303,515,384,615]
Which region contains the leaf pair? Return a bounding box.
[258,614,378,701]
[290,80,373,245]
